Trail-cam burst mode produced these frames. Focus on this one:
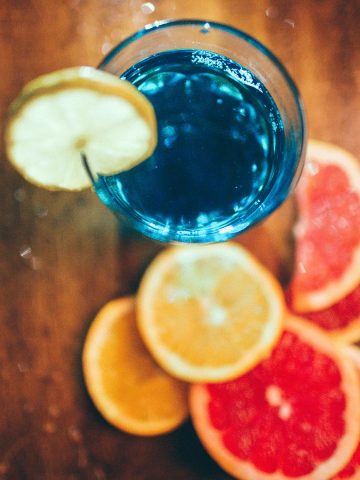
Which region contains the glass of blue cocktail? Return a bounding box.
[94,19,306,243]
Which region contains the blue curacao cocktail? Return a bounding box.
[96,20,306,243]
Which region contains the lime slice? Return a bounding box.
[4,67,157,190]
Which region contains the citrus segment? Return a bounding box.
[334,448,360,480]
[4,66,157,190]
[289,140,360,312]
[82,297,188,436]
[287,284,360,344]
[332,346,360,480]
[136,243,285,382]
[342,345,360,371]
[190,316,360,480]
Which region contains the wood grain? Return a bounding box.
[0,1,359,479]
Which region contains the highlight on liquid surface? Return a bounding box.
[96,49,287,242]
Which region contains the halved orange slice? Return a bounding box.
[82,297,188,436]
[136,243,285,382]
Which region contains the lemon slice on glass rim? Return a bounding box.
[4,67,157,190]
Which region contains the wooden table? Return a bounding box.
[0,1,359,478]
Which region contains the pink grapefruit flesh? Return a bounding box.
[190,317,360,480]
[289,140,360,313]
[287,283,360,343]
[332,434,360,480]
[332,346,360,480]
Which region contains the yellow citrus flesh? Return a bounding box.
[136,243,285,382]
[4,67,157,190]
[82,297,188,436]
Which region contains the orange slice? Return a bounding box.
[4,67,157,190]
[289,140,360,312]
[82,297,188,436]
[190,316,360,480]
[136,243,285,382]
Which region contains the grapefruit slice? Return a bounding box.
[333,432,360,480]
[332,346,360,480]
[289,140,360,312]
[136,243,285,382]
[82,297,188,436]
[4,67,157,190]
[190,316,360,480]
[287,284,360,344]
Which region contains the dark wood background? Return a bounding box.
[0,1,359,479]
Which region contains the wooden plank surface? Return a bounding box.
[0,1,359,479]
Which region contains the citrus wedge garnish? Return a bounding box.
[190,316,360,480]
[82,297,188,436]
[136,243,285,382]
[4,67,157,190]
[289,140,360,312]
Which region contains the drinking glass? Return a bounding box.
[93,19,306,243]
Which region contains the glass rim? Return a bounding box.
[99,18,306,150]
[97,18,307,242]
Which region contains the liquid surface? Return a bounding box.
[96,50,285,242]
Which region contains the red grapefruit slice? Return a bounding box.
[334,439,360,480]
[287,283,360,344]
[289,140,360,313]
[332,346,360,480]
[190,316,360,480]
[333,442,360,480]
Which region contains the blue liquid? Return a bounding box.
[96,49,287,242]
